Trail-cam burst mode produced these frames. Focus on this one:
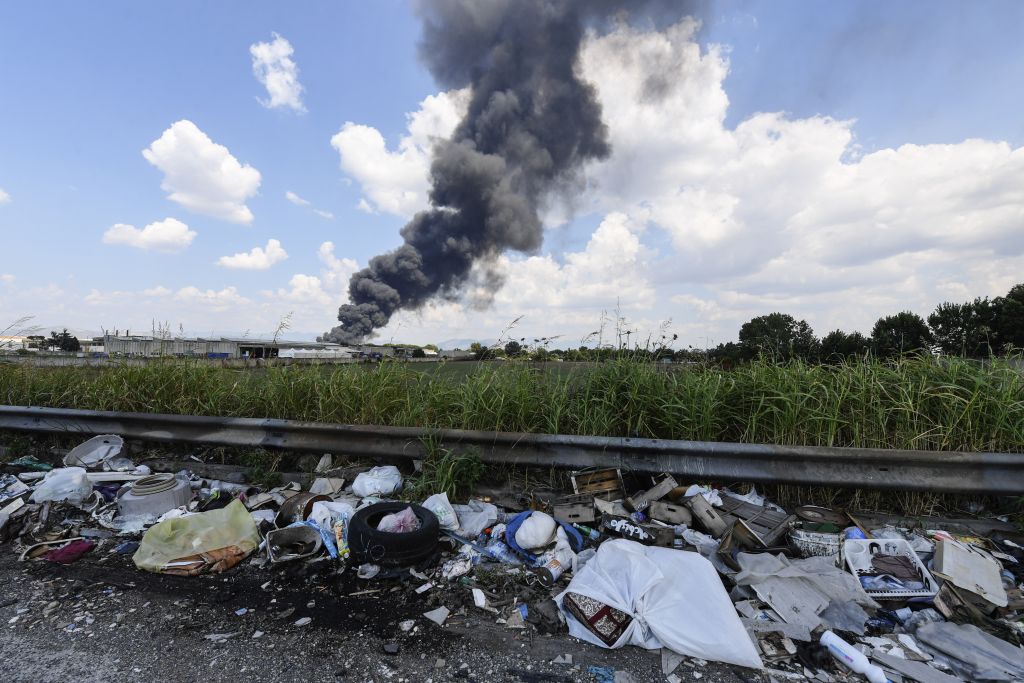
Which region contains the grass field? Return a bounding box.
[1,355,1023,452]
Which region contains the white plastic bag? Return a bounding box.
[377,506,421,533]
[423,492,460,531]
[515,510,557,549]
[453,499,499,537]
[30,467,93,505]
[556,539,762,670]
[352,466,403,498]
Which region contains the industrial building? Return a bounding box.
[99,334,358,359]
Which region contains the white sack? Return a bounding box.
[351,466,402,498]
[556,539,762,670]
[515,511,557,549]
[30,467,93,505]
[423,492,460,531]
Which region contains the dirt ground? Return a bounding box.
[0,544,773,683]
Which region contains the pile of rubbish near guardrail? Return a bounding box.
[3,435,1024,682]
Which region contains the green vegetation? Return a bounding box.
[1,355,1022,452]
[404,438,485,500]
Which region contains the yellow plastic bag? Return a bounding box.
[133,499,260,574]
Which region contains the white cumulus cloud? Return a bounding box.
[331,89,469,217]
[0,188,10,204]
[217,239,288,270]
[102,218,196,253]
[250,33,305,112]
[268,241,360,312]
[143,120,262,224]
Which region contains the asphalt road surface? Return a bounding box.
[0,545,775,683]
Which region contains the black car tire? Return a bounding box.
[348,502,440,566]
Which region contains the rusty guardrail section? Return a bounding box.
[1,405,1021,494]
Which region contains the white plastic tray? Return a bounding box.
[843,538,938,599]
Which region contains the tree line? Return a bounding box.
[710,282,1024,364]
[462,283,1024,364]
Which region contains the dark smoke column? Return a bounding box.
[322,0,627,344]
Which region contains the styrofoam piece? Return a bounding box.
[842,538,938,599]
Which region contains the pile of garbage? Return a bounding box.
[3,438,1024,682]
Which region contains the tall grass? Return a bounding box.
[1,356,1022,451]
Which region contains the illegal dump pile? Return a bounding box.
[3,438,1024,682]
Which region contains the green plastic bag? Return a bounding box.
[133,499,259,574]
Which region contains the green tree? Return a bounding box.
[738,313,819,361]
[411,348,426,358]
[871,312,932,358]
[47,329,81,353]
[820,330,870,363]
[503,340,523,358]
[709,342,744,367]
[928,298,998,358]
[994,284,1024,352]
[530,347,550,362]
[468,342,491,360]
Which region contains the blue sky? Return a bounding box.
[2,1,1023,345]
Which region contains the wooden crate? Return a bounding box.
[718,497,795,548]
[648,500,692,525]
[553,493,596,524]
[570,468,624,501]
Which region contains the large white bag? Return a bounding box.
[30,467,93,505]
[556,539,762,670]
[515,510,557,549]
[351,466,403,498]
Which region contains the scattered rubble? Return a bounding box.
[2,435,1024,682]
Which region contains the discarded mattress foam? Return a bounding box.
[556,539,763,670]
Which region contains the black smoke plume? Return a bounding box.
[322,0,668,344]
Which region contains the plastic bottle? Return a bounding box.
[484,539,523,565]
[820,631,889,683]
[573,523,601,542]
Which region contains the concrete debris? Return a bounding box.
[423,606,450,626]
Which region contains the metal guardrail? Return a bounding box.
[0,405,1021,494]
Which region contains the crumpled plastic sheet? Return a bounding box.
[913,621,1024,681]
[133,499,259,574]
[683,484,723,507]
[452,499,499,537]
[680,526,734,576]
[721,485,786,513]
[734,552,878,634]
